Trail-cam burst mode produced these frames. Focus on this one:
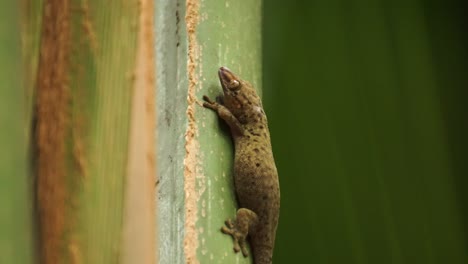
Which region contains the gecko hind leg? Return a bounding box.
[221,208,258,257]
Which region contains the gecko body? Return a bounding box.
[203,67,280,264]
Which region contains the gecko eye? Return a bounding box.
[228,80,240,90]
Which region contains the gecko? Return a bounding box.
[202,66,280,264]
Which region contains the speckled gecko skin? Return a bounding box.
[203,67,280,264]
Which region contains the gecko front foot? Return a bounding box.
[221,219,249,257]
[202,95,218,110]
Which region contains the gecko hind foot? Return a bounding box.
[221,208,258,258]
[221,219,249,257]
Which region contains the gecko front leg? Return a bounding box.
[202,95,244,136]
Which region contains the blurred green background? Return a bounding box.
[263,1,468,263]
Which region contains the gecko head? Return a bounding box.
[218,66,241,93]
[218,66,260,112]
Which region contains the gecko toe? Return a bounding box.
[233,242,241,253]
[203,101,217,110]
[221,226,233,235]
[240,243,249,257]
[202,95,214,104]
